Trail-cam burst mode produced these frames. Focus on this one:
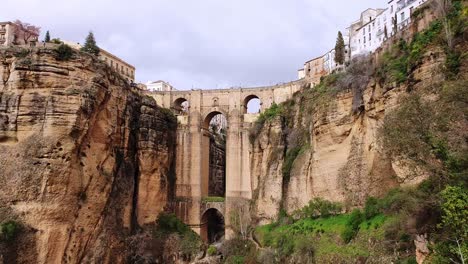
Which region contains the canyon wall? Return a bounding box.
[249,46,446,224]
[0,47,176,263]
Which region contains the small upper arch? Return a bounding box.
[243,94,262,114]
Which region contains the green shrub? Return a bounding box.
[15,49,30,58]
[296,198,342,219]
[341,209,363,243]
[207,245,217,256]
[156,212,190,235]
[180,231,202,258]
[341,225,358,244]
[1,220,20,241]
[55,44,74,61]
[225,255,245,264]
[220,237,257,263]
[364,197,381,220]
[444,50,461,79]
[440,186,468,239]
[50,38,63,44]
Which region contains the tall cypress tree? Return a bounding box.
[81,31,100,56]
[334,31,346,65]
[44,31,50,42]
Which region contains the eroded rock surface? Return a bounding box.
[0,47,176,263]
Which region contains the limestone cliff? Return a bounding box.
[0,46,176,263]
[249,46,447,224]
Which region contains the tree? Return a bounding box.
[12,20,40,45]
[334,31,346,65]
[81,31,100,56]
[393,13,398,34]
[44,30,50,42]
[384,25,388,39]
[431,0,454,48]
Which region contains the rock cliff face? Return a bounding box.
[0,47,176,263]
[250,47,446,224]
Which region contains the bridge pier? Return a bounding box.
[147,80,305,239]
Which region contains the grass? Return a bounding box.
[255,213,391,261]
[202,196,225,203]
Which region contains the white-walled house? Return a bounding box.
[348,8,386,57]
[349,0,428,58]
[146,80,174,92]
[297,68,305,79]
[388,0,429,32]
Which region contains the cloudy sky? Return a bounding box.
[2,0,383,90]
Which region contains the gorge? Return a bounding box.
[0,2,467,263]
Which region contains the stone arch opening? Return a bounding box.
[201,208,225,244]
[201,112,227,198]
[244,95,261,114]
[173,97,189,115]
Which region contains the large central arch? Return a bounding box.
[201,111,227,198]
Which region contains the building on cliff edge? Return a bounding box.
[63,41,135,83]
[298,0,428,80]
[0,21,39,47]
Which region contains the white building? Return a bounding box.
[146,80,174,92]
[349,0,428,58]
[297,68,305,79]
[388,0,429,32]
[348,8,386,57]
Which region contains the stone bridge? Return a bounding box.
[146,79,305,241]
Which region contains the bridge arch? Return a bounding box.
[243,94,262,114]
[173,97,189,115]
[203,111,228,130]
[200,208,225,243]
[201,111,227,198]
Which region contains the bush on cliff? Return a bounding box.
[55,43,74,61]
[152,213,203,261]
[0,220,20,242]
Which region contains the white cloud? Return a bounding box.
[2,0,384,89]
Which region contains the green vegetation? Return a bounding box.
[44,30,50,43]
[256,208,391,262]
[55,43,74,61]
[293,198,342,219]
[202,196,225,203]
[207,245,217,256]
[220,237,257,264]
[334,31,346,65]
[0,220,20,242]
[377,20,443,85]
[81,31,100,56]
[50,38,63,44]
[153,213,203,260]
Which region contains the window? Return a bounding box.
[369,33,371,41]
[364,36,366,43]
[363,28,366,34]
[401,12,405,21]
[111,61,113,67]
[391,5,394,13]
